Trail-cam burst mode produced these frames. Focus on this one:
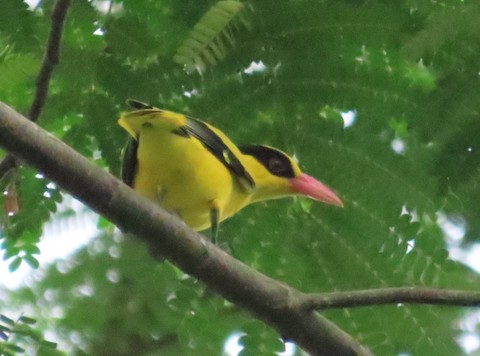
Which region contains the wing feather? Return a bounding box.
[185,116,255,191]
[121,137,139,187]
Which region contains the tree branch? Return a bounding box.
[0,0,70,177]
[0,102,372,356]
[28,0,70,122]
[300,287,480,310]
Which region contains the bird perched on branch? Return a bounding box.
[118,100,343,240]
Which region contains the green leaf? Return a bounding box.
[23,254,39,269]
[18,316,36,325]
[39,340,58,349]
[0,325,11,332]
[3,343,25,353]
[173,1,253,73]
[8,257,22,272]
[0,315,14,326]
[22,244,41,255]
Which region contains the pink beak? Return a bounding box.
[290,173,344,207]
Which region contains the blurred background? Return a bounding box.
[1,0,480,354]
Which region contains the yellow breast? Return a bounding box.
[134,122,250,231]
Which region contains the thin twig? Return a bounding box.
[301,287,480,310]
[0,0,70,177]
[28,0,70,122]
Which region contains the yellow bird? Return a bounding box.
[119,100,343,239]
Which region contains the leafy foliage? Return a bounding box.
[0,313,63,356]
[1,0,480,355]
[173,0,253,73]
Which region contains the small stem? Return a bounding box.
[0,0,71,180]
[302,287,480,310]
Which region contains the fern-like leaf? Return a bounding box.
[173,0,252,73]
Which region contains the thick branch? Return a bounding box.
[0,103,372,356]
[0,0,70,177]
[301,287,480,310]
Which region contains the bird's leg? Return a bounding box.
[209,202,233,255]
[210,206,219,244]
[155,186,168,204]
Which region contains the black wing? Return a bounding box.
[126,99,154,110]
[185,117,256,191]
[121,137,139,187]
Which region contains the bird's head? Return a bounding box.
[239,144,343,207]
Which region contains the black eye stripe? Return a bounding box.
[239,144,295,178]
[268,158,285,172]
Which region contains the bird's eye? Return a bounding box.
[268,158,285,174]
